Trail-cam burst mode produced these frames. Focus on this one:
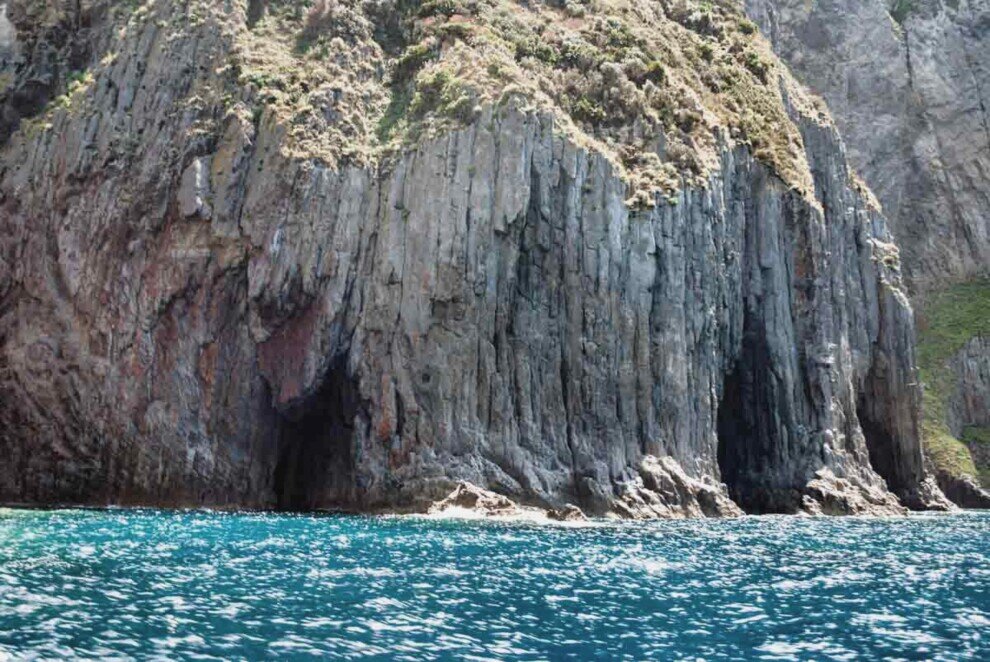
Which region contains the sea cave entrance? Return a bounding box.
[272,356,359,511]
[715,330,790,514]
[716,363,770,513]
[856,389,913,499]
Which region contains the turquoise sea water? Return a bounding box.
[0,510,987,660]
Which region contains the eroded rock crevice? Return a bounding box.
[858,406,898,485]
[716,340,791,515]
[716,367,757,513]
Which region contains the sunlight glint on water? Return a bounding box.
[0,509,987,659]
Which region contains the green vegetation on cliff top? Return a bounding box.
[12,0,842,209]
[916,278,990,486]
[233,0,827,207]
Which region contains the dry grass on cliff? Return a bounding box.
[233,0,820,206]
[231,0,392,165]
[11,0,828,208]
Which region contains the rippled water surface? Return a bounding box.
[0,510,987,659]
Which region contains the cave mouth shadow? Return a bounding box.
[857,398,906,497]
[272,355,359,512]
[715,347,793,515]
[717,363,912,512]
[716,363,766,513]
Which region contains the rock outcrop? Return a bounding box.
[944,337,990,505]
[614,456,743,519]
[0,0,949,516]
[427,481,589,520]
[428,481,527,518]
[948,337,990,437]
[547,503,588,522]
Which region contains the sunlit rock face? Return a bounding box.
[744,0,990,292]
[0,0,950,515]
[742,0,990,507]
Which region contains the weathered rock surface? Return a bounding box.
[744,0,990,291]
[547,503,588,522]
[428,482,525,518]
[0,1,114,143]
[0,5,16,72]
[744,0,990,509]
[427,481,589,520]
[0,0,948,516]
[943,337,990,505]
[802,467,950,515]
[614,456,743,519]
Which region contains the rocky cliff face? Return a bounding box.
[949,337,990,436]
[946,336,990,505]
[744,0,990,291]
[742,0,990,505]
[0,0,949,515]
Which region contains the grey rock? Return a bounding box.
[744,0,990,292]
[941,336,990,505]
[802,468,905,516]
[0,5,17,73]
[948,336,990,435]
[615,456,744,519]
[938,472,990,508]
[547,503,588,522]
[0,0,948,517]
[178,158,213,220]
[428,482,523,518]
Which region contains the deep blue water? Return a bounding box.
[0,510,987,660]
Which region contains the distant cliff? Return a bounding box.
[745,0,990,290]
[0,0,949,515]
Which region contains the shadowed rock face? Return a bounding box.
[744,0,990,292]
[272,353,361,510]
[0,0,949,516]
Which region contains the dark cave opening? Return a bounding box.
[716,330,791,514]
[857,400,905,496]
[272,357,359,511]
[716,365,744,489]
[716,363,761,512]
[854,353,919,500]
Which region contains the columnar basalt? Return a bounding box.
[0,0,950,515]
[742,0,990,507]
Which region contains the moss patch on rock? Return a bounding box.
[916,278,990,486]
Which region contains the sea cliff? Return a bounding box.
[0,0,953,515]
